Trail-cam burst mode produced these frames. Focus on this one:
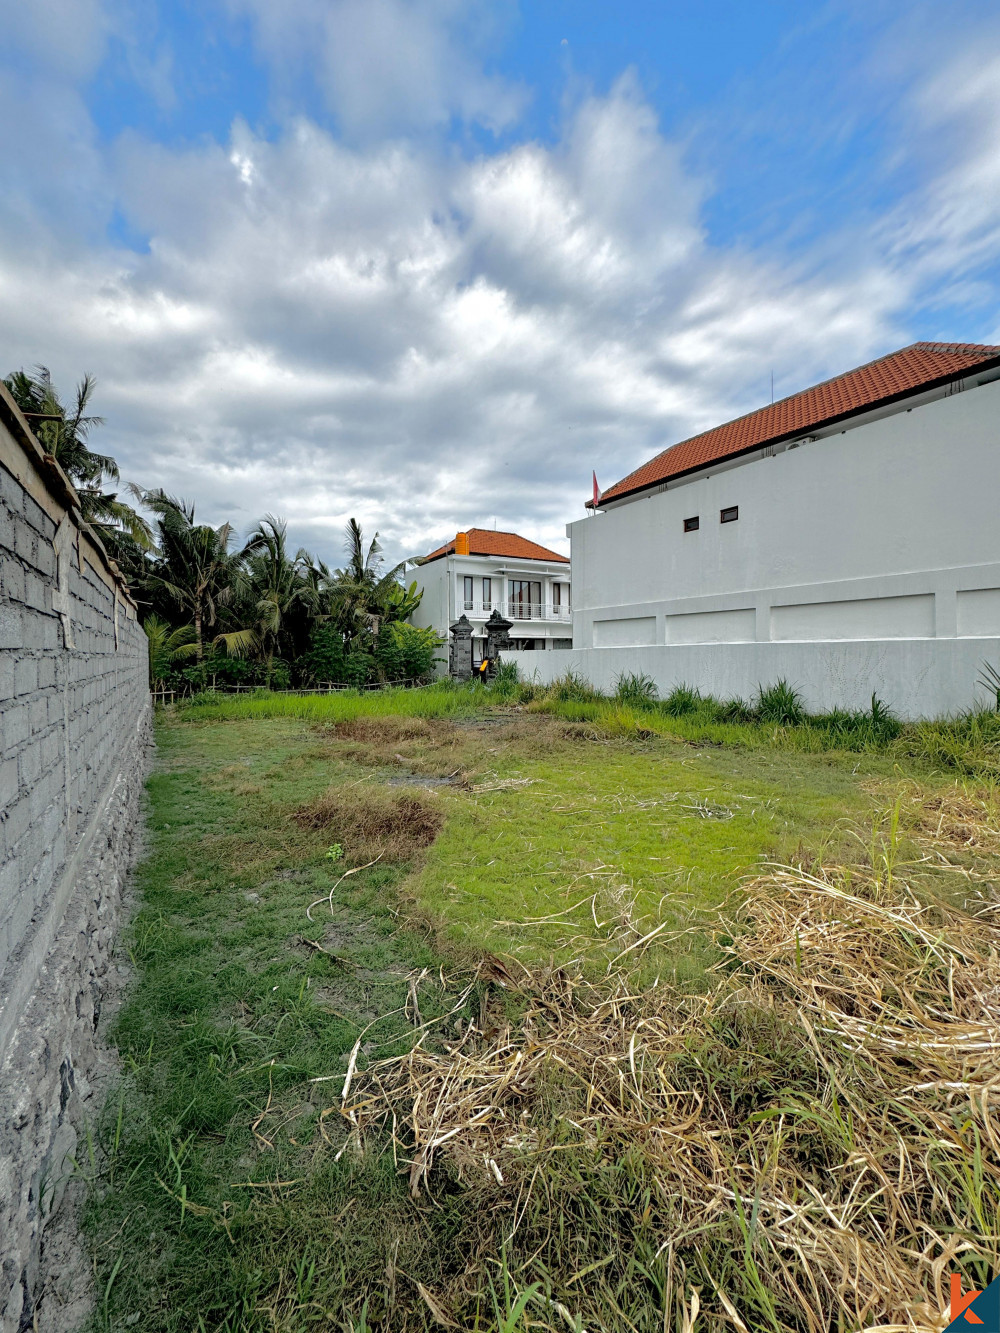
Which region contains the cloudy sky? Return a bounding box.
[2,0,999,565]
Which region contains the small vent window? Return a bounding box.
[683,516,700,532]
[720,506,739,524]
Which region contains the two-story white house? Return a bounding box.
[502,341,1000,717]
[410,528,572,670]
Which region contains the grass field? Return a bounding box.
[81,685,1000,1332]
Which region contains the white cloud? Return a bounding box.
[1,18,1000,566]
[230,0,526,140]
[0,0,109,79]
[878,51,1000,312]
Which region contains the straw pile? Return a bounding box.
[344,831,1000,1332]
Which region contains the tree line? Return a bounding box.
[3,367,441,690]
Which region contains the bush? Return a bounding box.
[756,679,806,725]
[662,683,702,716]
[614,672,658,707]
[342,651,372,689]
[375,622,442,682]
[266,659,292,689]
[300,622,347,684]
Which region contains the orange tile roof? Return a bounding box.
[420,528,570,564]
[597,342,1000,506]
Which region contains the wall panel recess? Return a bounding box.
[771,593,935,642]
[957,588,1000,637]
[593,616,657,647]
[665,607,755,645]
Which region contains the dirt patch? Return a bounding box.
[293,784,445,862]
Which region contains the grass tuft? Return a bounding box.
[294,784,445,862]
[613,671,659,707]
[755,677,806,725]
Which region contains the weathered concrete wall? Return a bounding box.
[0,384,151,1333]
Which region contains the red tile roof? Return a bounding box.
[420,528,570,564]
[597,342,1000,506]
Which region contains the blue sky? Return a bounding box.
[1,0,999,562]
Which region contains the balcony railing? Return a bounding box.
[460,599,571,622]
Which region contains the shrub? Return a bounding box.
[375,622,443,682]
[756,679,806,725]
[614,672,658,707]
[342,651,372,689]
[300,621,347,684]
[662,683,702,716]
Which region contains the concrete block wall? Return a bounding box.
[0,384,151,1332]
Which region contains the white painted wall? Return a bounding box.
[507,375,1000,718]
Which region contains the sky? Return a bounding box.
[1,1,999,566]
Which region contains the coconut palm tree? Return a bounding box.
[215,516,317,673]
[143,614,198,688]
[327,519,418,648]
[139,490,252,662]
[3,366,152,554]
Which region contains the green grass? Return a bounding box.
[84,691,995,1331]
[412,731,878,978]
[176,680,483,725]
[83,715,479,1332]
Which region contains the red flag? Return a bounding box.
[592,471,600,508]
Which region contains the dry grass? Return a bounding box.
[293,783,446,862]
[916,785,1000,854]
[333,717,440,745]
[322,712,606,778]
[341,814,1000,1332]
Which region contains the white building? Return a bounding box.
[410,529,572,669]
[504,341,1000,718]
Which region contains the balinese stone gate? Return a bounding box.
[0,383,151,1332]
[448,610,515,681]
[449,613,473,679]
[484,609,513,662]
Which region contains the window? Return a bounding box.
[720,506,739,524]
[683,516,700,532]
[509,580,541,619]
[463,575,474,610]
[553,582,561,606]
[482,577,491,610]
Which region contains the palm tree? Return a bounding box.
[139,490,251,661]
[328,519,418,648]
[215,516,317,673]
[143,614,198,688]
[3,367,152,554]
